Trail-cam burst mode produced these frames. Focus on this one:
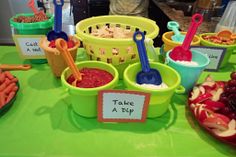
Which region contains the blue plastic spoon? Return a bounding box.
[133,31,162,85]
[167,21,185,42]
[47,0,68,41]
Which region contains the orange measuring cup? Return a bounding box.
[55,38,83,85]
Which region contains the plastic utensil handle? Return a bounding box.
[0,64,31,70]
[145,38,159,62]
[53,0,64,33]
[55,39,82,81]
[182,14,203,51]
[133,31,150,73]
[167,21,181,35]
[27,0,38,14]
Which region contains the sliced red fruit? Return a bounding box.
[202,81,216,90]
[198,108,214,122]
[191,93,213,104]
[216,81,225,89]
[211,88,223,101]
[203,116,229,131]
[203,99,225,111]
[189,87,201,101]
[212,113,231,124]
[212,119,236,139]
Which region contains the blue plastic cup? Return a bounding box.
[165,50,210,93]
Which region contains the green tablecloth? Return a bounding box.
[0,46,235,157]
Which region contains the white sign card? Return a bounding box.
[190,46,226,71]
[13,35,46,59]
[98,90,150,122]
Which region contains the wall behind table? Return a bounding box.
[0,0,33,45]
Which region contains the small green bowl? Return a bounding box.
[123,62,184,118]
[199,33,236,68]
[61,61,119,118]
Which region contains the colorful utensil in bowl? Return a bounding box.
[167,21,185,42]
[169,14,203,61]
[133,31,162,85]
[55,38,82,86]
[47,0,68,41]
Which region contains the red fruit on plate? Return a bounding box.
[203,99,225,111]
[191,93,213,104]
[216,81,225,89]
[211,88,223,101]
[198,108,214,122]
[203,116,229,131]
[212,119,236,142]
[67,40,74,48]
[189,87,201,101]
[202,81,216,90]
[230,72,236,80]
[212,113,231,124]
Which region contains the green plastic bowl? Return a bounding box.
[61,61,119,118]
[199,33,236,68]
[123,62,184,118]
[9,13,54,35]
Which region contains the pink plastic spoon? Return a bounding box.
[169,14,203,61]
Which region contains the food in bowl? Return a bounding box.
[188,73,236,146]
[202,34,236,45]
[0,70,19,108]
[136,82,168,90]
[66,68,114,88]
[48,39,76,49]
[91,26,134,39]
[176,60,199,66]
[13,12,49,23]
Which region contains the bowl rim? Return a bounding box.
[61,60,119,92]
[123,62,181,92]
[199,33,236,48]
[75,15,159,44]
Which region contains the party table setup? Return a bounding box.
[0,0,236,156]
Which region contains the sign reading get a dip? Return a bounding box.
[98,90,150,122]
[13,35,46,59]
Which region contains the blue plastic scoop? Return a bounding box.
[47,0,68,41]
[133,31,162,85]
[167,21,185,42]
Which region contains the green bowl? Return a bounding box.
[199,33,236,68]
[123,62,184,118]
[61,61,119,118]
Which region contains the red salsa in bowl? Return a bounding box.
[66,68,114,88]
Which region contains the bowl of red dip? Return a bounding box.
[61,61,119,117]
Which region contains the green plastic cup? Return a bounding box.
[61,61,119,118]
[9,13,54,64]
[200,33,236,68]
[166,50,210,93]
[123,62,185,118]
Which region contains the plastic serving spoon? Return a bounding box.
[47,0,68,41]
[55,38,82,86]
[217,30,236,39]
[0,64,31,71]
[27,0,40,14]
[133,31,162,85]
[167,21,185,42]
[169,14,203,61]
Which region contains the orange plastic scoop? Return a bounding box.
[0,64,31,71]
[55,38,83,84]
[27,0,45,15]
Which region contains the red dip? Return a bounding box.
[49,40,75,48]
[67,68,114,88]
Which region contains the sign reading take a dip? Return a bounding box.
[98,90,150,122]
[13,35,46,59]
[190,46,226,71]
